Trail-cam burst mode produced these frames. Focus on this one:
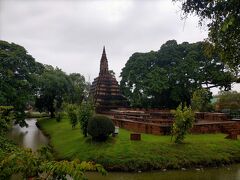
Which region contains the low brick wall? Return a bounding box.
[112,118,171,135]
[150,119,173,125]
[195,112,229,122]
[191,121,240,134]
[113,109,229,122]
[112,118,240,135]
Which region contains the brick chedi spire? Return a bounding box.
[90,47,128,113]
[99,46,109,75]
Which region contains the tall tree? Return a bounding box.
[120,40,234,108]
[35,66,70,118]
[0,40,44,125]
[173,0,240,75]
[67,73,86,104]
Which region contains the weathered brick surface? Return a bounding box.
[191,121,240,134]
[195,112,228,122]
[112,118,171,135]
[112,118,240,135]
[111,109,240,135]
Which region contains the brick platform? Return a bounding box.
[111,109,240,135]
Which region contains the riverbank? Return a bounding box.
[38,117,240,171]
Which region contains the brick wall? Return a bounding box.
[110,109,240,135]
[195,112,229,122]
[112,118,240,135]
[112,118,171,135]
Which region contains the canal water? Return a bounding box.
[8,118,49,151]
[8,118,240,180]
[87,165,240,180]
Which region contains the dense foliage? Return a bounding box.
[191,89,213,112]
[120,40,234,108]
[88,115,115,141]
[35,68,89,118]
[67,73,87,104]
[0,106,14,135]
[0,147,106,179]
[173,0,240,75]
[0,40,88,121]
[171,104,195,143]
[35,66,71,118]
[78,101,94,137]
[216,91,240,111]
[66,104,78,129]
[0,40,44,125]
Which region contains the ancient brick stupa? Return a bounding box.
[90,47,128,112]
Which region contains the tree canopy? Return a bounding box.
[173,0,240,75]
[35,67,68,117]
[216,91,240,111]
[67,73,86,104]
[120,40,234,108]
[0,40,87,119]
[0,40,44,111]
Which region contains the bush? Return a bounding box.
[87,115,115,141]
[171,104,195,144]
[78,101,94,137]
[56,111,65,122]
[65,104,78,129]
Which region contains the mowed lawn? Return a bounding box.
[38,117,240,171]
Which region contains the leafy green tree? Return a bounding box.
[191,89,213,112]
[0,40,44,125]
[78,101,94,137]
[120,40,234,108]
[67,73,87,104]
[173,0,240,74]
[35,67,70,118]
[66,104,78,129]
[0,106,14,134]
[216,91,240,111]
[171,104,195,143]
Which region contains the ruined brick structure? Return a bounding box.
[111,109,240,136]
[90,47,128,112]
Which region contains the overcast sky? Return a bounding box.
[0,0,239,94]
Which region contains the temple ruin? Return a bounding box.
[90,47,128,112]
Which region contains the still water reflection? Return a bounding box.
[87,165,240,180]
[8,118,48,151]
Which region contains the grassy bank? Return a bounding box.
[38,117,240,171]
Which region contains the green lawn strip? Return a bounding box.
[38,117,240,171]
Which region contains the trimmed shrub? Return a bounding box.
[87,115,115,141]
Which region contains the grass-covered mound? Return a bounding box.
[38,117,240,171]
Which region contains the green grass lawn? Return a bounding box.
[38,117,240,171]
